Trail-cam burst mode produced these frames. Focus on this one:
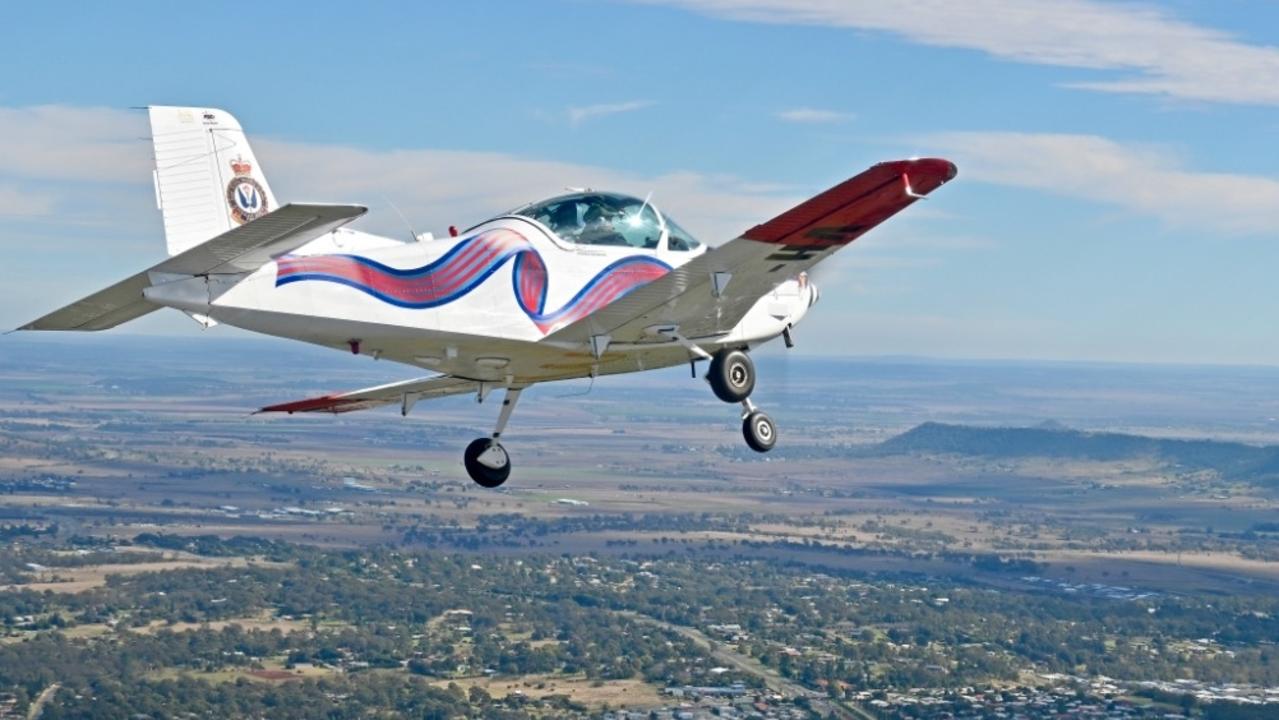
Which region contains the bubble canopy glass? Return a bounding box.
[512,192,701,251]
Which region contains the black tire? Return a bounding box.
[743,410,777,453]
[463,438,511,488]
[708,349,755,403]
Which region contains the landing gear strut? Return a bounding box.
[463,387,522,488]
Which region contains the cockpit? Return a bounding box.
[511,192,703,252]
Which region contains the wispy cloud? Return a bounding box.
[776,107,854,124]
[258,144,795,245]
[0,184,56,217]
[0,105,151,182]
[567,100,655,126]
[0,105,799,253]
[638,0,1279,105]
[0,106,162,238]
[923,131,1279,235]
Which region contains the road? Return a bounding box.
[26,683,59,720]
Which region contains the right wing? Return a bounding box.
[544,159,955,345]
[258,375,480,415]
[21,203,366,331]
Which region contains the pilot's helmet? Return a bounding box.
[583,203,611,226]
[550,201,579,230]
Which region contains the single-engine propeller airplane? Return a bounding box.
[21,106,956,488]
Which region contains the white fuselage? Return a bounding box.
[144,214,816,384]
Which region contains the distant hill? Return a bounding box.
[876,422,1279,484]
[1033,419,1071,431]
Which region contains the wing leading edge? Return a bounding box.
[543,158,956,346]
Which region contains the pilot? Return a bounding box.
[549,201,581,240]
[581,203,622,245]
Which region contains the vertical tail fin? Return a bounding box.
[148,106,279,256]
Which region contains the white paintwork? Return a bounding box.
[156,219,813,385]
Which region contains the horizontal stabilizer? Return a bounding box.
[20,271,157,332]
[157,202,366,276]
[258,375,480,415]
[21,203,366,331]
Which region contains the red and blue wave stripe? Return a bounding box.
[275,228,671,334]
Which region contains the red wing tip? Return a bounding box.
[740,158,958,246]
[880,157,957,182]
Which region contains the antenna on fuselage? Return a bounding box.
[636,191,653,217]
[382,195,427,243]
[629,191,661,239]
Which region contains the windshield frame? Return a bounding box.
[473,191,702,253]
[508,192,664,250]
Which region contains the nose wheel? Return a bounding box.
[463,387,522,488]
[464,438,511,488]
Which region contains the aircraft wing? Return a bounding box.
[258,374,480,415]
[543,158,955,345]
[156,202,367,276]
[21,203,366,331]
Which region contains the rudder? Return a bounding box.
[148,106,279,256]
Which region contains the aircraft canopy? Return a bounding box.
[513,192,701,251]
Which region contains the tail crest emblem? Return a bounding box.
[225,156,268,224]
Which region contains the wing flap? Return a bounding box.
[258,375,480,415]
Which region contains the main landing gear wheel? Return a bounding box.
[464,438,511,488]
[708,349,755,403]
[743,410,777,453]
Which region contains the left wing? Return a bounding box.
[258,375,480,415]
[543,158,955,346]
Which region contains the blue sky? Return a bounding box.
[3,0,1279,364]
